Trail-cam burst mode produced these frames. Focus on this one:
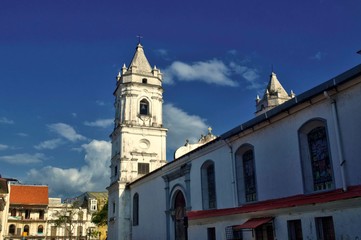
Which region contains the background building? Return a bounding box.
[4,184,48,240]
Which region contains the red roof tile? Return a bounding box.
[188,185,361,220]
[233,217,273,230]
[10,185,48,205]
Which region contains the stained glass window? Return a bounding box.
[207,164,217,209]
[243,150,257,202]
[307,127,333,191]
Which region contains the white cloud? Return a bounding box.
[0,117,14,124]
[154,48,171,61]
[84,119,113,128]
[229,62,261,90]
[26,140,111,197]
[17,133,28,137]
[34,138,63,150]
[163,103,208,150]
[311,51,322,61]
[163,59,238,86]
[0,144,9,150]
[96,100,105,106]
[0,153,45,164]
[163,58,262,89]
[48,123,87,142]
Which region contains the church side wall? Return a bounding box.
[130,177,167,240]
[334,80,361,185]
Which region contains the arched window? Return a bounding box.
[133,193,139,226]
[38,225,44,234]
[235,144,257,204]
[9,224,15,235]
[139,99,149,115]
[201,160,217,209]
[142,78,148,84]
[23,225,30,235]
[299,119,334,193]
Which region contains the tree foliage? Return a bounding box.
[91,201,108,226]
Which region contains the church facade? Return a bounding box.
[107,44,361,240]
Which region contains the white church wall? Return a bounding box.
[130,176,167,240]
[188,146,236,210]
[335,79,361,186]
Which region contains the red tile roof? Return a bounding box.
[233,217,273,230]
[10,185,48,205]
[188,185,361,220]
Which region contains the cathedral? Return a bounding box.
[107,43,361,240]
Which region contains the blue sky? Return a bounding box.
[0,0,360,198]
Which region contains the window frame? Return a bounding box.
[315,216,335,240]
[133,193,139,226]
[138,162,149,175]
[298,119,334,193]
[201,160,217,210]
[287,219,303,240]
[235,144,257,205]
[139,99,150,116]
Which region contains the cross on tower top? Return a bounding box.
[137,35,143,44]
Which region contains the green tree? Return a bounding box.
[91,201,108,226]
[52,201,82,239]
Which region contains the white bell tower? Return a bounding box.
[107,43,167,240]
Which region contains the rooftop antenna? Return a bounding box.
[137,35,143,44]
[271,64,274,73]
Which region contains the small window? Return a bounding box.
[225,226,242,240]
[10,208,16,216]
[133,193,139,226]
[9,224,16,235]
[39,210,44,219]
[114,165,118,176]
[112,202,116,214]
[25,209,30,219]
[138,163,149,175]
[23,225,30,235]
[38,225,44,234]
[288,220,303,240]
[315,216,335,240]
[139,99,149,115]
[207,227,216,240]
[255,223,274,240]
[142,78,147,84]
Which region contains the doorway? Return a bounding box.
[174,191,187,240]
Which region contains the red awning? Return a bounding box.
[233,217,273,230]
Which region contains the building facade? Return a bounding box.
[46,197,97,240]
[4,185,48,240]
[109,44,361,240]
[107,43,168,240]
[2,184,103,240]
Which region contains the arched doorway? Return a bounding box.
[174,191,187,240]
